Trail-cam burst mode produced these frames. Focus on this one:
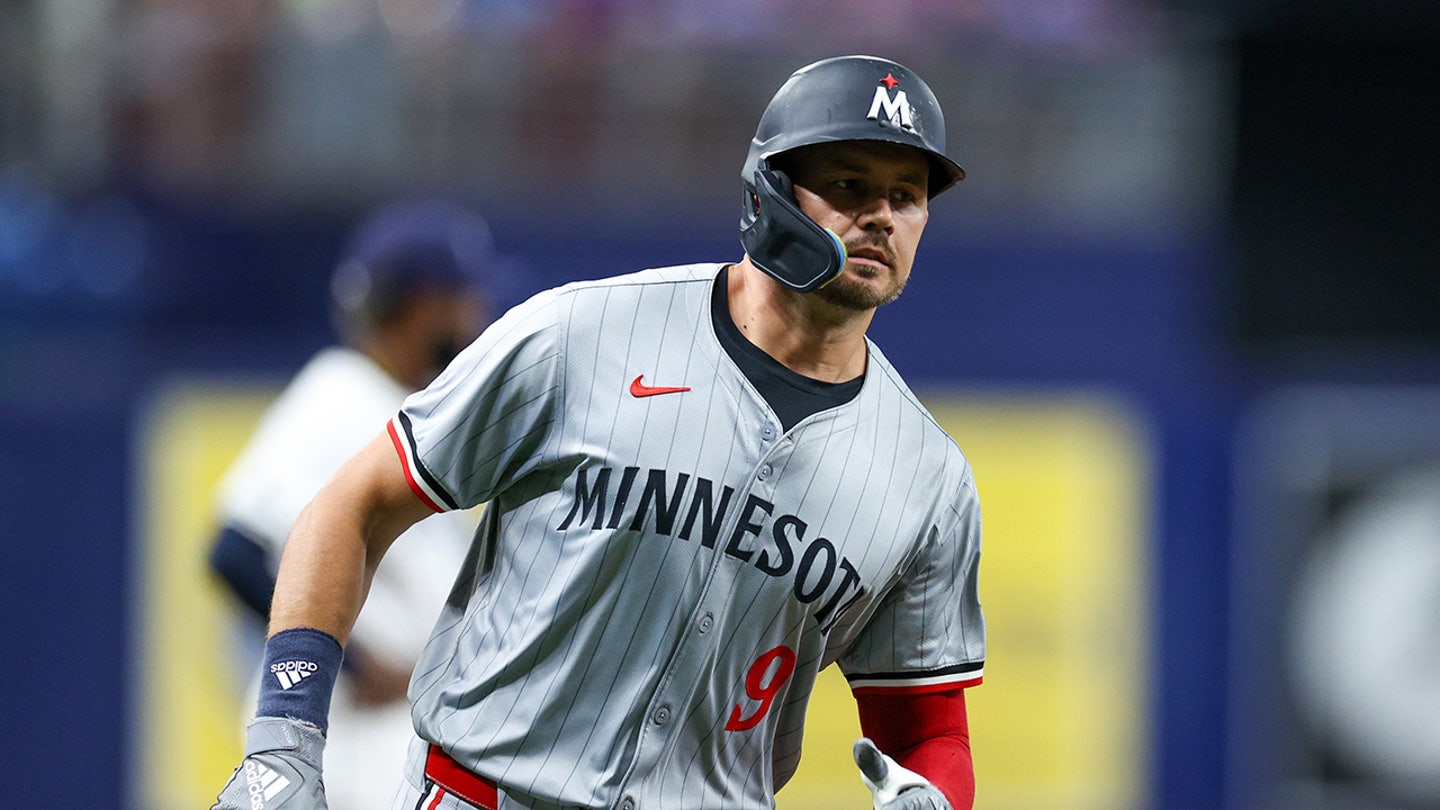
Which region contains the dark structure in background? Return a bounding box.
[1227,2,1440,808]
[1232,0,1440,353]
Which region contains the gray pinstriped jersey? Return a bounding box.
[389,263,984,809]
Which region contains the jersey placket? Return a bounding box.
[614,428,795,810]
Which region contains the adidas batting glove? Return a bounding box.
[212,716,328,810]
[853,737,953,810]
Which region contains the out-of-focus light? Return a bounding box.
[283,0,373,43]
[379,0,464,41]
[0,166,60,270]
[0,171,149,305]
[1289,465,1440,785]
[64,197,149,299]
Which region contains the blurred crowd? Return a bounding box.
[2,0,1214,214]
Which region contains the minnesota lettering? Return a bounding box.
[557,465,867,633]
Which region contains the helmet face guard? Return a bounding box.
[739,55,965,293]
[740,167,848,293]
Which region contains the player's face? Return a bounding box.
[784,141,930,311]
[404,287,492,385]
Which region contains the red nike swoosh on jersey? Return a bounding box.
[630,375,691,397]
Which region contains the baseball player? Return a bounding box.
[206,198,511,810]
[213,55,984,810]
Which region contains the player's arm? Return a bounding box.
[205,431,432,642]
[206,454,421,706]
[207,521,412,705]
[850,466,983,809]
[856,687,974,810]
[207,525,275,623]
[212,429,434,809]
[268,428,435,643]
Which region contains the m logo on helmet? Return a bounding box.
[866,76,914,131]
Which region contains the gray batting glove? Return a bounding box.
[212,716,328,810]
[853,737,953,810]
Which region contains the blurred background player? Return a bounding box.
[206,197,515,810]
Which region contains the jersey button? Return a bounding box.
[758,464,772,481]
[652,705,671,725]
[620,797,636,810]
[762,424,775,440]
[698,613,714,633]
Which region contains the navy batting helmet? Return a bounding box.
[740,56,965,293]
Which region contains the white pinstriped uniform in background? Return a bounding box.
[387,263,984,809]
[214,347,476,810]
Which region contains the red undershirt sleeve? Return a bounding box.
[855,687,975,810]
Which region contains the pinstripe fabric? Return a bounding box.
[391,264,984,809]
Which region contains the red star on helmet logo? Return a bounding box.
[880,73,900,89]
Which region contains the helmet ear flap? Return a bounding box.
[740,167,847,293]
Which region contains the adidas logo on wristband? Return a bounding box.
[270,659,320,690]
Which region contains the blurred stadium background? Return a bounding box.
[2,0,1438,808]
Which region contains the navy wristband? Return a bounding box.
[256,627,344,733]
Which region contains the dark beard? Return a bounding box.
[812,264,907,311]
[426,336,466,382]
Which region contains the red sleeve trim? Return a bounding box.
[388,418,445,513]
